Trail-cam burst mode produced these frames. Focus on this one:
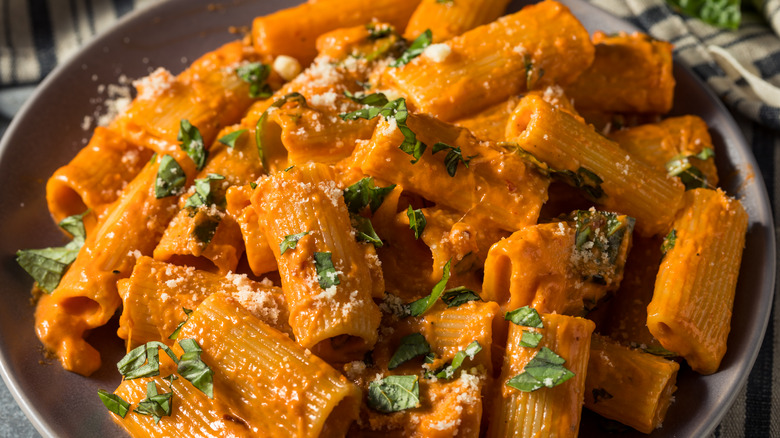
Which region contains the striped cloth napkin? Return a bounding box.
[0,0,778,437]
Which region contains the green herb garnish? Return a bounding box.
[435,341,481,379]
[256,92,307,169]
[665,147,715,190]
[154,154,186,199]
[168,308,193,340]
[409,260,451,316]
[314,251,340,289]
[177,339,214,398]
[520,331,543,348]
[406,205,426,239]
[391,29,432,67]
[16,210,89,293]
[117,341,179,380]
[506,347,575,392]
[97,390,130,418]
[178,119,207,171]
[661,229,677,257]
[367,375,420,413]
[343,177,396,214]
[505,306,544,328]
[344,90,389,107]
[388,333,431,369]
[432,142,474,177]
[351,214,383,247]
[217,129,247,148]
[440,286,481,308]
[134,381,173,424]
[280,231,309,255]
[184,174,225,209]
[237,62,272,98]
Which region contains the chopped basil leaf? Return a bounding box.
[506,347,574,392]
[351,213,383,247]
[592,388,614,403]
[391,29,432,67]
[572,210,635,269]
[178,119,207,171]
[661,229,677,257]
[665,147,714,190]
[217,129,247,148]
[168,308,193,340]
[177,339,214,398]
[666,0,740,30]
[555,167,604,200]
[440,286,481,308]
[343,177,396,214]
[236,62,272,98]
[344,90,389,107]
[117,341,179,380]
[366,22,394,40]
[192,215,221,246]
[155,154,187,199]
[97,389,130,418]
[436,341,481,379]
[520,330,543,348]
[313,252,340,289]
[339,98,426,163]
[256,92,307,169]
[280,231,309,255]
[134,381,173,424]
[184,174,226,209]
[432,142,473,177]
[367,375,420,413]
[505,306,544,328]
[388,333,431,369]
[249,182,258,189]
[16,211,89,293]
[283,165,295,172]
[406,205,426,239]
[409,260,451,316]
[641,344,678,357]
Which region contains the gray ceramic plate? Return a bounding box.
[0,0,774,437]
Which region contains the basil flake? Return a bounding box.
[344,90,389,107]
[406,205,426,239]
[237,62,272,98]
[168,308,193,340]
[440,286,481,308]
[184,174,225,209]
[661,229,677,257]
[218,129,247,148]
[432,142,473,177]
[436,341,481,379]
[117,341,179,380]
[155,154,186,199]
[351,213,383,247]
[391,29,432,67]
[177,338,214,398]
[505,306,543,328]
[97,389,130,418]
[520,330,543,348]
[343,177,396,214]
[368,375,420,413]
[366,22,394,40]
[16,210,90,293]
[409,260,451,317]
[192,215,220,247]
[388,333,431,369]
[665,147,715,190]
[256,92,307,169]
[314,252,340,289]
[178,119,207,171]
[134,381,173,424]
[506,347,575,392]
[280,231,309,255]
[339,98,426,163]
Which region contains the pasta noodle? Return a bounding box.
[16,0,751,436]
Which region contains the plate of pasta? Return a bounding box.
[0,0,774,437]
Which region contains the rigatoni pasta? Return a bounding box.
[14,0,752,436]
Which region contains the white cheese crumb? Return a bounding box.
[273,55,302,81]
[423,43,452,63]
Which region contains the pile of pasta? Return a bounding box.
[18,0,749,436]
